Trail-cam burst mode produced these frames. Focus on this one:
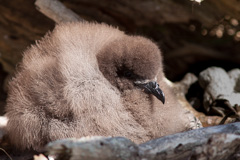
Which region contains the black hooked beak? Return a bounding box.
[135,80,165,104]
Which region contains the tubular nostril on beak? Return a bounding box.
[134,80,165,104]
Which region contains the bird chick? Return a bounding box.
[5,22,199,151]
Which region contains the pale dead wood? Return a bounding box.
[46,136,139,160]
[35,0,84,23]
[139,122,240,160]
[45,122,240,160]
[34,154,48,160]
[141,133,240,160]
[0,116,7,140]
[0,148,12,160]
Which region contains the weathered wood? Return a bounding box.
[46,122,240,160]
[35,0,84,23]
[139,122,240,160]
[46,136,139,160]
[0,116,7,140]
[34,154,48,160]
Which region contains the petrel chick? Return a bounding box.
[5,22,199,151]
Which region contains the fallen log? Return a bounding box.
[45,122,240,160]
[139,122,240,160]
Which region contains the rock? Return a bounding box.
[199,67,240,115]
[228,68,240,92]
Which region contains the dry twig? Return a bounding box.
[35,0,84,23]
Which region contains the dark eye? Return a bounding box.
[124,71,132,78]
[117,66,136,79]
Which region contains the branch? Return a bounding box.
[46,122,240,160]
[35,0,84,23]
[139,122,240,160]
[0,116,7,140]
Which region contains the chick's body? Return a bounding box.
[6,22,196,151]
